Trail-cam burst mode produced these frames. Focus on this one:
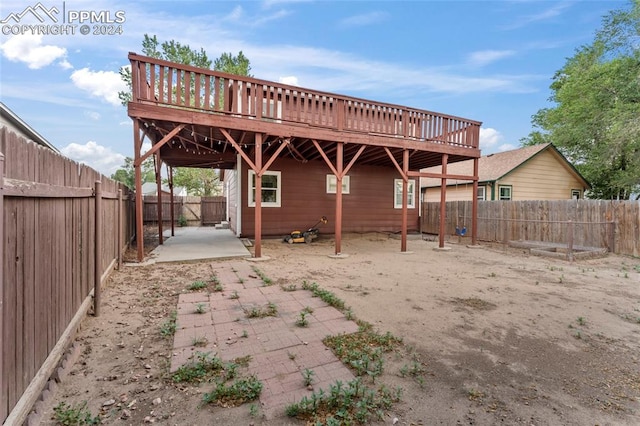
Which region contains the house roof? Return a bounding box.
[421,143,590,188]
[0,102,59,152]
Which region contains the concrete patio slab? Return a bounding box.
[143,227,251,264]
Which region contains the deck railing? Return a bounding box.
[129,53,480,150]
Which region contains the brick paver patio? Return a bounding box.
[170,261,359,418]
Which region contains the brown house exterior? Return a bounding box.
[421,143,590,202]
[224,157,420,237]
[127,52,482,259]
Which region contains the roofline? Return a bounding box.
[0,102,59,152]
[420,143,591,189]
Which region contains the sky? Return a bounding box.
[0,0,628,176]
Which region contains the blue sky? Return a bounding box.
[0,0,627,176]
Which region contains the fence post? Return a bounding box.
[94,180,102,316]
[117,188,122,269]
[567,220,574,262]
[502,216,508,246]
[0,153,4,422]
[608,221,615,253]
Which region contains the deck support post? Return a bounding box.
[155,154,163,244]
[254,133,263,258]
[384,147,410,252]
[311,141,365,256]
[134,121,144,262]
[471,157,479,245]
[335,142,344,255]
[401,149,409,252]
[168,165,175,236]
[439,154,448,248]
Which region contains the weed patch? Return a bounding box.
[160,311,177,338]
[244,302,278,318]
[252,266,273,285]
[285,378,401,424]
[203,376,263,406]
[302,281,346,310]
[187,280,208,291]
[53,401,100,425]
[323,324,401,380]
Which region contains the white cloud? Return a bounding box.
[0,34,66,69]
[339,11,387,28]
[468,50,516,67]
[84,111,101,120]
[262,0,311,8]
[279,76,299,86]
[61,141,125,176]
[59,59,73,70]
[227,5,243,20]
[246,44,537,95]
[498,143,517,152]
[70,68,127,106]
[502,2,572,30]
[479,127,504,150]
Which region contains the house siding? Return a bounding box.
[225,166,239,234]
[423,184,474,202]
[238,158,420,237]
[497,149,586,200]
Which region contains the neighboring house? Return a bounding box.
[142,182,187,196]
[421,143,590,202]
[0,102,58,152]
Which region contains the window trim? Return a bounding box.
[571,189,581,199]
[394,178,416,209]
[498,185,512,201]
[477,185,486,201]
[248,170,281,207]
[326,174,350,194]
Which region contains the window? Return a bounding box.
[571,189,581,199]
[248,170,281,207]
[326,175,350,194]
[477,186,486,201]
[394,179,415,209]
[498,185,512,201]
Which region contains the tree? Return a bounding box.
[213,51,252,76]
[111,157,155,189]
[170,168,222,196]
[522,1,640,199]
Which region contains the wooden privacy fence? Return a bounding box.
[143,195,183,224]
[201,196,226,225]
[421,200,640,257]
[143,195,226,226]
[0,129,134,424]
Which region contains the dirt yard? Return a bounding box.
[39,232,639,425]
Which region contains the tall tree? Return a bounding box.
[522,1,640,199]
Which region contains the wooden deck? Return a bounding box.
[128,53,480,170]
[127,52,482,258]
